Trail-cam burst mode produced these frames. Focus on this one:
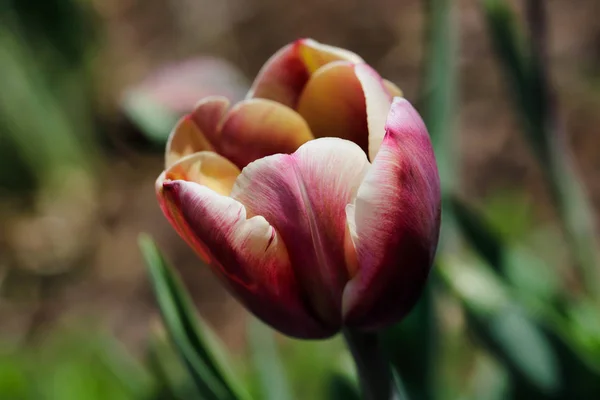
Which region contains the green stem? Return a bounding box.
[343,328,400,400]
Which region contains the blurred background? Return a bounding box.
[1,0,599,399]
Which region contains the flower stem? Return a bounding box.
[343,328,402,400]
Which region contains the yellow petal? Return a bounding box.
[247,39,363,108]
[165,96,229,168]
[158,151,241,196]
[219,99,314,168]
[383,79,403,98]
[295,61,371,153]
[298,39,364,74]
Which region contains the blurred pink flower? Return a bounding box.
[128,57,248,114]
[156,39,441,338]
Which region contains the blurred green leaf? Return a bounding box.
[0,24,93,192]
[247,319,294,400]
[0,132,38,196]
[483,308,559,396]
[279,336,348,399]
[480,0,600,297]
[0,355,28,400]
[448,194,563,310]
[381,286,436,400]
[467,353,510,400]
[121,91,179,145]
[422,0,459,256]
[481,192,535,241]
[504,244,561,308]
[423,0,457,192]
[147,333,202,400]
[439,257,561,396]
[448,195,505,275]
[544,315,600,399]
[139,234,250,400]
[326,373,360,400]
[409,0,457,393]
[0,330,153,400]
[4,0,96,68]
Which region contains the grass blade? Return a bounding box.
[139,234,250,400]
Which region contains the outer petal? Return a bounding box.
[246,39,363,108]
[159,179,332,338]
[231,138,370,328]
[219,99,314,168]
[342,98,441,329]
[165,96,229,168]
[157,152,241,262]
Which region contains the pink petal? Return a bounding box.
[342,98,441,329]
[247,39,363,108]
[218,99,314,169]
[125,57,247,116]
[232,138,370,327]
[156,152,241,262]
[165,96,229,168]
[158,179,332,338]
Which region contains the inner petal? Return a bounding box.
[296,61,369,152]
[230,137,370,325]
[296,62,396,161]
[219,99,314,169]
[247,38,364,108]
[165,96,230,168]
[158,151,241,196]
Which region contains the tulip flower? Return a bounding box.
[156,39,441,339]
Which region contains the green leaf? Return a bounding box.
[544,310,600,399]
[247,319,294,400]
[326,373,360,400]
[121,90,179,144]
[146,334,203,400]
[480,0,600,297]
[276,336,347,399]
[0,355,28,400]
[439,257,561,396]
[0,22,93,189]
[381,286,436,400]
[139,234,250,400]
[7,330,155,400]
[423,0,458,191]
[422,0,459,256]
[448,194,505,275]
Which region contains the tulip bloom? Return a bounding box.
[156,39,441,339]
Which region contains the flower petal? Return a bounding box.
[219,99,314,169]
[342,98,441,329]
[383,79,403,98]
[231,138,370,327]
[159,180,332,338]
[296,61,370,152]
[165,96,229,168]
[156,152,241,262]
[354,64,396,161]
[296,62,395,159]
[160,151,241,195]
[247,39,363,108]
